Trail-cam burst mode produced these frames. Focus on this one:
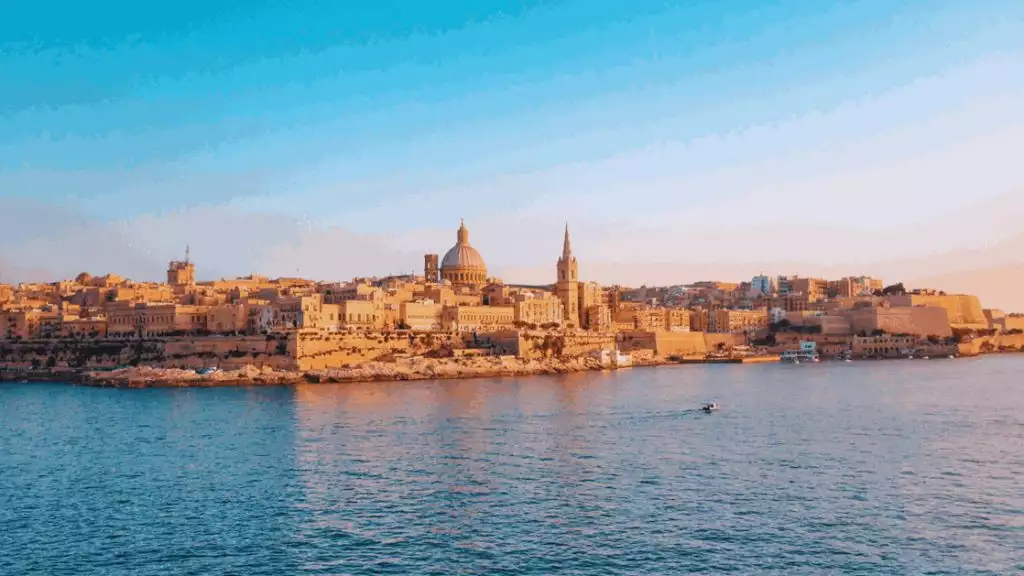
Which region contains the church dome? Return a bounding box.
[441,244,486,270]
[439,220,487,286]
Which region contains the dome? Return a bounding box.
[441,243,486,270]
[439,220,487,286]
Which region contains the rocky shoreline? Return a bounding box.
[5,351,1009,388]
[1,355,657,388]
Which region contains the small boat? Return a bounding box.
[948,355,955,359]
[844,358,853,363]
[922,356,930,360]
[701,402,720,413]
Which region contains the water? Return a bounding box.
[2,356,1023,575]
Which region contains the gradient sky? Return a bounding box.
[2,1,1023,308]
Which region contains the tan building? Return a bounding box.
[400,301,443,331]
[689,308,710,333]
[852,335,917,358]
[338,300,383,329]
[514,293,564,327]
[483,283,513,306]
[831,276,883,298]
[767,293,811,312]
[107,303,209,338]
[585,304,612,333]
[788,277,827,302]
[167,247,196,291]
[326,282,383,303]
[1,309,46,339]
[205,304,247,334]
[441,305,514,332]
[665,309,691,332]
[712,309,768,333]
[577,281,604,329]
[60,316,108,338]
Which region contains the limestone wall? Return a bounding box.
[514,331,615,360]
[958,333,1024,355]
[292,330,459,370]
[887,294,986,328]
[616,331,745,358]
[703,333,746,351]
[845,306,952,337]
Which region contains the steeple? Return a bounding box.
[555,221,580,328]
[457,218,469,244]
[185,244,190,264]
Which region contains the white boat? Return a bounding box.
[780,346,819,364]
[948,355,956,359]
[701,402,720,413]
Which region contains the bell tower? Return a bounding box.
[556,223,580,328]
[167,245,196,291]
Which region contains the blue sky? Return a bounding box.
[2,0,1023,308]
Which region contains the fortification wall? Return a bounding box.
[0,335,295,371]
[958,333,1024,355]
[886,294,986,328]
[292,331,459,370]
[616,331,745,358]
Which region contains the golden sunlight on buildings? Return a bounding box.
[1,219,1018,369]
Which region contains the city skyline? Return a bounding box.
[2,1,1023,311]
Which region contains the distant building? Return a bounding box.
[167,246,196,291]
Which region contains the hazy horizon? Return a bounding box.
[3,1,1023,311]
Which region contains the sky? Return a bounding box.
[2,0,1023,309]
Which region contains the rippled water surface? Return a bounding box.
[2,356,1023,575]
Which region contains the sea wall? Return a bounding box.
[291,330,460,370]
[616,331,745,358]
[0,335,294,371]
[958,333,1024,356]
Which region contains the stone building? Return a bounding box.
[441,305,514,332]
[167,246,196,291]
[513,292,564,326]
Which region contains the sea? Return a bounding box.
[1,355,1022,575]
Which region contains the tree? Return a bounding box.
[881,283,906,296]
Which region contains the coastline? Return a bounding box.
[1,355,664,388]
[3,351,1012,388]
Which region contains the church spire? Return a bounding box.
[562,222,573,260]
